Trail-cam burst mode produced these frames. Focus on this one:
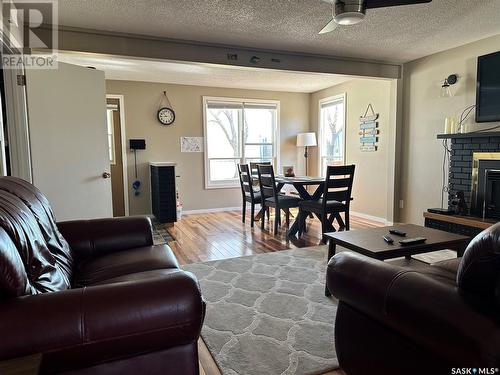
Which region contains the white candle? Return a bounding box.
[444,117,452,134]
[450,117,457,133]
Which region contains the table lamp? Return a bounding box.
[296,132,317,176]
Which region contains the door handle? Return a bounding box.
[102,172,111,179]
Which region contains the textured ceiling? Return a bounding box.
[57,52,354,92]
[55,0,500,63]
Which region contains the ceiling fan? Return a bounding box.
[318,0,432,34]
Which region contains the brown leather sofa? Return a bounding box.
[0,177,205,374]
[327,223,500,375]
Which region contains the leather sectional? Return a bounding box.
[0,177,205,374]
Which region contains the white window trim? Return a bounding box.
[203,96,280,189]
[318,93,347,176]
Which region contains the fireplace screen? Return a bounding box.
[471,152,500,218]
[485,170,500,219]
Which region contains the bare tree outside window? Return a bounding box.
[208,109,240,157]
[326,105,342,160]
[319,96,345,176]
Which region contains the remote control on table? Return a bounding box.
[399,237,427,246]
[383,235,394,244]
[389,229,407,236]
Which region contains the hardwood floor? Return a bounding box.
[167,208,381,266]
[166,209,380,375]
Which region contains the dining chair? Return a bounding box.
[237,164,261,227]
[257,164,301,234]
[298,165,355,241]
[249,161,271,220]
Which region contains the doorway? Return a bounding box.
[106,96,129,217]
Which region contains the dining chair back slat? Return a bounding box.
[326,165,355,176]
[326,177,352,189]
[324,190,350,202]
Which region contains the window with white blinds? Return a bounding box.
[318,94,346,176]
[203,97,279,188]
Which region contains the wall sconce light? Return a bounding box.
[440,74,458,98]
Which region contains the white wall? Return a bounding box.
[309,79,394,221]
[401,34,500,224]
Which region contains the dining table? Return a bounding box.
[252,174,349,237]
[273,175,328,238]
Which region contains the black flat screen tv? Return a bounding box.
[476,51,500,122]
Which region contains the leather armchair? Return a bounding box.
[0,177,205,374]
[327,224,500,375]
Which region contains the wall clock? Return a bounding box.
[157,90,175,126]
[158,107,175,125]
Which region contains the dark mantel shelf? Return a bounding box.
[423,212,495,230]
[437,131,500,139]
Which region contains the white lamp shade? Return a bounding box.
[296,132,317,147]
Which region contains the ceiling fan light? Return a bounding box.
[334,11,365,25]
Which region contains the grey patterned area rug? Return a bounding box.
[183,246,339,375]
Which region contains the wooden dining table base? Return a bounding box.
[276,181,327,238]
[250,176,336,237]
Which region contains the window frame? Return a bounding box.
[318,93,347,177]
[106,106,117,166]
[203,96,280,189]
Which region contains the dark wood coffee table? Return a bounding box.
[324,224,470,296]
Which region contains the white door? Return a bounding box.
[26,62,112,220]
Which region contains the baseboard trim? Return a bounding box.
[350,211,391,225]
[182,206,242,215]
[181,207,390,224]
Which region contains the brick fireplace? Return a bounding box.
[445,132,500,217]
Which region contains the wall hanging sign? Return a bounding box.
[180,137,203,152]
[157,91,175,126]
[359,103,379,152]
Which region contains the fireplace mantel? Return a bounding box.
[423,211,495,238]
[437,132,500,139]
